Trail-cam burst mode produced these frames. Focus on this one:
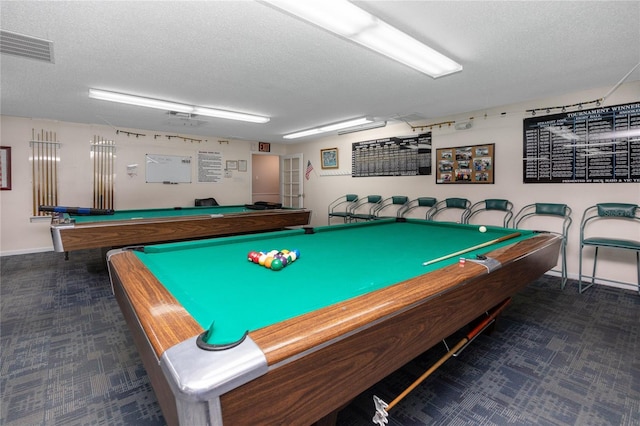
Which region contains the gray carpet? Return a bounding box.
[1,249,638,426]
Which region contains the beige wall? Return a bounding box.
[289,81,640,289]
[1,82,639,289]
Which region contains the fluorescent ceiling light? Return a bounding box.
[338,120,387,135]
[284,117,373,139]
[263,0,462,78]
[88,89,270,124]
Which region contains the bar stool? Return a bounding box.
[328,194,358,224]
[513,203,572,289]
[464,199,513,228]
[578,203,640,294]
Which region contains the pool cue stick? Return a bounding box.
[37,137,42,215]
[53,132,58,206]
[109,143,114,209]
[97,138,102,208]
[101,139,106,208]
[31,129,36,216]
[378,298,512,416]
[422,232,521,266]
[99,138,103,208]
[45,134,50,206]
[92,136,97,208]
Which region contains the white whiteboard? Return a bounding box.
[145,154,192,183]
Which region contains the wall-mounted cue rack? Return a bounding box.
[523,101,640,183]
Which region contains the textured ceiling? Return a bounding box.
[1,1,639,143]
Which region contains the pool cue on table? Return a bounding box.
[422,232,521,266]
[372,298,512,426]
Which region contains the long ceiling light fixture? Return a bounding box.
[88,89,270,124]
[283,117,374,139]
[262,0,462,78]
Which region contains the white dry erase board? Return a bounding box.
[145,154,192,183]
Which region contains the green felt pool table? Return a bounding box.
[49,205,311,255]
[106,218,561,425]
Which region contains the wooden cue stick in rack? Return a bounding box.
[382,298,512,413]
[31,130,36,216]
[45,134,50,206]
[37,138,42,215]
[422,232,521,266]
[53,132,58,206]
[109,143,114,209]
[92,137,97,208]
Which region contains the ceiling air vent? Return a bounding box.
[0,30,54,63]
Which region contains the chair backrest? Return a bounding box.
[328,194,359,223]
[350,195,383,218]
[428,198,471,222]
[375,196,409,218]
[580,203,640,242]
[195,197,218,206]
[465,199,513,227]
[513,203,572,238]
[399,197,437,218]
[329,194,358,211]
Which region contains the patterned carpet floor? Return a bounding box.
[1,249,639,426]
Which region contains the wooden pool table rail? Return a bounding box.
[108,232,560,425]
[53,209,311,252]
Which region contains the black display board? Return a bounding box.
[351,133,431,177]
[523,102,640,183]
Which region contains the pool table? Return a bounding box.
[49,205,311,255]
[106,219,561,425]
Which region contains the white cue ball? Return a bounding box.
[479,226,487,233]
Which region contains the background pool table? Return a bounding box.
[107,219,561,425]
[49,205,311,254]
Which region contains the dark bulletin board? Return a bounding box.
[436,143,495,184]
[523,102,640,183]
[351,132,431,177]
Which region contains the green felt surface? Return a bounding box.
[134,219,535,345]
[69,205,253,223]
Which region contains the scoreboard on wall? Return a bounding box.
[523,102,640,183]
[351,133,431,177]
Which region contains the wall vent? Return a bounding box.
[0,30,54,63]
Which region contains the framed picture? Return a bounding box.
[0,146,11,190]
[238,160,247,172]
[226,160,238,170]
[321,147,339,169]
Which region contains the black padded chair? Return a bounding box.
[374,196,409,219]
[328,194,358,224]
[578,203,640,294]
[464,199,513,228]
[195,197,219,206]
[513,203,572,289]
[428,198,471,222]
[398,197,437,218]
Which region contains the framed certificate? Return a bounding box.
[0,146,11,190]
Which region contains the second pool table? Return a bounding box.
[49,205,311,255]
[107,219,561,425]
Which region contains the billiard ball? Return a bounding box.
[479,226,487,233]
[271,258,284,271]
[248,251,259,262]
[258,254,267,266]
